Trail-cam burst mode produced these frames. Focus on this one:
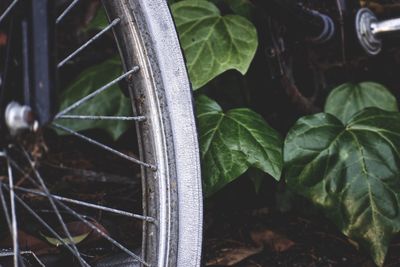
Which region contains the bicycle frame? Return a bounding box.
[1,0,57,135]
[255,0,335,44]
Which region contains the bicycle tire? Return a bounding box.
[0,0,203,266]
[102,1,203,266]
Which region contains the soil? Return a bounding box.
[0,129,143,266]
[203,177,400,267]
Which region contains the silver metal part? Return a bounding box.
[5,102,38,134]
[1,0,202,266]
[57,18,121,68]
[356,8,400,55]
[0,0,19,24]
[309,11,335,44]
[103,1,203,266]
[371,18,400,35]
[356,8,382,55]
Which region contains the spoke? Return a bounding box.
[19,149,89,267]
[8,158,39,188]
[52,123,157,170]
[56,0,80,24]
[0,182,12,232]
[0,250,45,267]
[14,186,156,222]
[55,67,139,118]
[57,115,146,121]
[10,176,150,266]
[56,200,150,266]
[6,191,90,266]
[0,153,12,231]
[9,161,152,221]
[21,251,45,267]
[0,0,19,24]
[58,18,121,68]
[0,183,21,266]
[6,158,22,267]
[8,154,150,265]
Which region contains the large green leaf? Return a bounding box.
[171,0,258,89]
[325,82,398,123]
[284,108,400,266]
[224,0,255,19]
[197,95,283,196]
[58,58,131,140]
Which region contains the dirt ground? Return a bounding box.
[203,177,400,267]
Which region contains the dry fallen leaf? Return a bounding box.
[0,230,57,256]
[250,228,295,252]
[0,32,6,46]
[41,219,108,247]
[206,239,262,266]
[41,230,90,247]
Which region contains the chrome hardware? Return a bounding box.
[356,8,400,55]
[5,102,38,134]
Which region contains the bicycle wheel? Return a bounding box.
[0,0,202,266]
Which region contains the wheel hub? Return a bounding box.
[5,102,38,135]
[355,8,382,55]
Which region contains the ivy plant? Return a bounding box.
[325,82,399,123]
[197,95,282,196]
[171,0,258,89]
[285,108,400,266]
[285,83,400,266]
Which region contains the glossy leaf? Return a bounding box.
[58,58,131,140]
[197,95,283,196]
[284,108,400,266]
[171,0,258,89]
[325,82,398,123]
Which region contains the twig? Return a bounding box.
[280,75,320,114]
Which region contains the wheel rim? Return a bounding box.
[0,0,190,266]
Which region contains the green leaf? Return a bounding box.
[284,108,400,266]
[224,0,255,19]
[41,231,90,247]
[58,58,131,140]
[325,82,398,123]
[197,95,283,196]
[171,0,258,89]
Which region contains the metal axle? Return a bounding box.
[356,8,400,55]
[5,102,38,135]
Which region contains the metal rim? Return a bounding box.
[0,0,202,266]
[102,1,203,266]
